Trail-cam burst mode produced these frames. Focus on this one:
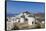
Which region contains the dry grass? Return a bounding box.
[11,22,44,30]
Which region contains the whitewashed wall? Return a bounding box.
[20,18,24,23]
[27,17,35,25]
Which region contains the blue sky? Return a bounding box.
[7,1,45,14]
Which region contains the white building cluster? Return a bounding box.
[7,11,45,30]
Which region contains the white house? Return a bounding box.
[27,17,35,25]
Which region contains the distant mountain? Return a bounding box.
[7,13,20,17]
[34,13,45,17]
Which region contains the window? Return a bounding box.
[25,18,28,21]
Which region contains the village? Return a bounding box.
[7,11,45,30]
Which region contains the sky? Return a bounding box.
[7,1,45,14]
